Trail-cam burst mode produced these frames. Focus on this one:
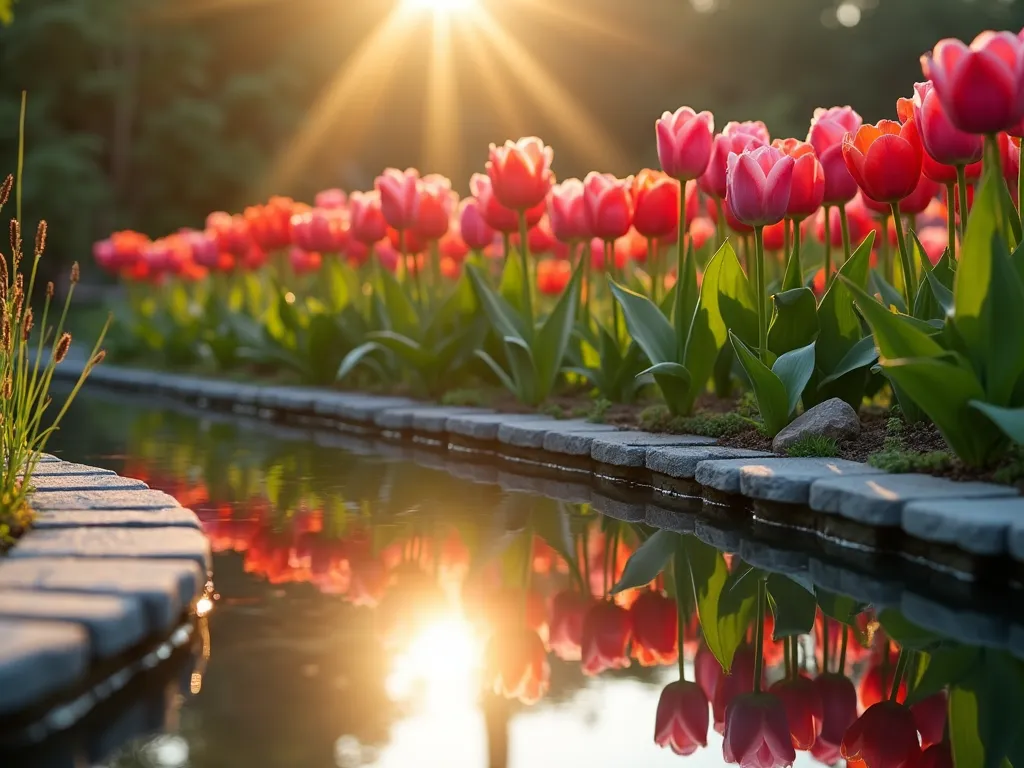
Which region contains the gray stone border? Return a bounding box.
[0,454,209,745]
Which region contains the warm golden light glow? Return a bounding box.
[385,615,482,710]
[403,0,477,14]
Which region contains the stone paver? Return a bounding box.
[0,558,203,631]
[376,406,485,432]
[591,493,646,522]
[739,540,809,576]
[695,458,769,494]
[644,505,695,534]
[902,497,1024,555]
[28,489,181,512]
[647,446,774,480]
[739,458,886,505]
[0,590,146,659]
[32,508,202,530]
[900,592,1008,648]
[334,396,417,423]
[810,474,1017,527]
[0,618,89,716]
[694,520,741,553]
[28,462,115,477]
[9,528,211,572]
[499,419,618,450]
[590,432,717,468]
[256,386,317,411]
[28,474,148,493]
[543,428,613,457]
[807,558,903,608]
[446,412,549,442]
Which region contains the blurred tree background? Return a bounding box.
[1,0,1023,273]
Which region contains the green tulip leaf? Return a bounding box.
[871,270,908,314]
[336,341,384,382]
[818,335,878,387]
[768,287,819,356]
[969,401,1024,444]
[772,341,816,416]
[534,261,583,399]
[474,348,517,395]
[766,574,817,639]
[610,280,678,364]
[467,264,529,342]
[842,276,946,361]
[611,529,678,594]
[730,331,791,436]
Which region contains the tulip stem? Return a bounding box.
[889,649,909,703]
[430,240,442,301]
[517,212,535,332]
[753,577,766,694]
[945,182,957,260]
[791,220,802,288]
[580,529,591,597]
[714,197,726,248]
[400,230,422,310]
[954,165,969,246]
[821,617,830,674]
[838,626,848,675]
[648,236,659,304]
[1018,139,1024,233]
[889,203,915,310]
[581,241,592,329]
[839,204,852,265]
[607,240,621,345]
[822,205,832,290]
[783,218,791,262]
[754,226,767,362]
[672,547,688,682]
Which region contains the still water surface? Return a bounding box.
[19,389,1016,767]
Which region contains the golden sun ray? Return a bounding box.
[421,14,462,180]
[455,20,529,140]
[471,8,630,172]
[267,10,415,192]
[505,0,658,54]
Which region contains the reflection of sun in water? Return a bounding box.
[385,615,482,710]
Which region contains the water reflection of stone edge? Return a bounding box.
[57,363,1024,659]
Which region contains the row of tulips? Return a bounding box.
[96,27,1024,467]
[110,405,1018,768]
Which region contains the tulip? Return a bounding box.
[899,174,941,216]
[291,208,349,253]
[724,120,771,145]
[537,259,572,296]
[206,212,251,255]
[768,675,823,750]
[911,691,948,749]
[485,627,550,705]
[762,220,787,252]
[181,229,220,271]
[376,168,420,232]
[245,196,295,251]
[713,645,759,733]
[841,701,921,768]
[314,188,347,210]
[922,31,1024,135]
[914,743,953,768]
[289,247,322,276]
[655,680,710,756]
[843,119,923,306]
[809,106,863,206]
[656,107,715,181]
[629,590,678,666]
[632,169,680,239]
[772,138,825,221]
[412,174,457,242]
[695,640,724,704]
[583,172,635,242]
[722,692,797,768]
[814,673,858,759]
[487,137,554,211]
[700,132,766,202]
[899,81,984,175]
[689,216,716,251]
[349,190,388,245]
[344,239,371,268]
[1001,132,1021,205]
[548,590,591,661]
[548,178,590,243]
[438,221,469,263]
[458,197,497,251]
[580,599,632,675]
[470,173,545,234]
[723,196,755,235]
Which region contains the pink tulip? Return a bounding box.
[376,168,420,231]
[808,106,863,205]
[314,188,347,210]
[656,107,715,180]
[458,197,497,251]
[349,191,388,245]
[548,178,590,242]
[922,31,1024,134]
[291,208,349,253]
[722,693,797,768]
[412,174,457,242]
[700,132,765,200]
[899,173,941,215]
[470,173,544,233]
[655,680,710,756]
[724,120,771,144]
[772,138,825,220]
[583,172,635,241]
[726,145,795,227]
[487,137,554,210]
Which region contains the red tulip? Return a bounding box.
[769,675,823,750]
[724,120,771,145]
[772,138,825,220]
[655,680,710,755]
[181,229,220,271]
[699,132,765,200]
[548,590,591,661]
[722,692,797,768]
[726,145,795,226]
[349,191,388,245]
[898,174,941,215]
[485,627,550,705]
[440,255,460,280]
[842,701,921,768]
[922,31,1024,135]
[412,174,457,241]
[580,599,632,675]
[245,196,296,251]
[240,242,267,271]
[583,172,635,241]
[487,137,554,210]
[632,170,680,239]
[689,216,716,250]
[344,239,370,268]
[915,225,951,265]
[388,227,426,256]
[808,106,863,205]
[536,259,571,296]
[438,221,469,262]
[375,241,401,272]
[911,691,948,749]
[814,673,859,757]
[897,81,983,180]
[527,215,558,255]
[291,208,349,253]
[843,120,923,203]
[376,168,420,231]
[914,743,953,768]
[713,645,759,733]
[1001,132,1021,201]
[860,653,907,710]
[470,173,544,233]
[629,590,678,667]
[762,220,787,252]
[289,246,322,275]
[205,212,251,255]
[656,106,716,180]
[548,178,589,242]
[457,197,496,251]
[314,188,347,210]
[695,640,724,703]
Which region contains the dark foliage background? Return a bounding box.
[1,0,1022,271]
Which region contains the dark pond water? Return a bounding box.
[13,387,1023,767]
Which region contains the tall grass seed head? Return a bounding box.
[54,331,71,363]
[34,220,46,258]
[0,175,12,209]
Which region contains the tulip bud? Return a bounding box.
[722,692,797,767]
[632,170,681,240]
[349,190,389,245]
[808,106,863,205]
[841,701,921,768]
[772,138,825,220]
[725,145,795,226]
[458,197,497,250]
[655,680,710,756]
[656,107,715,181]
[486,137,554,211]
[548,178,590,242]
[583,172,635,241]
[376,168,421,231]
[843,119,924,203]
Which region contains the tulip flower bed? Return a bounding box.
[95,29,1024,478]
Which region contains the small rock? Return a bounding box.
[772,398,860,454]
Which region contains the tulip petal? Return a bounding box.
[763,155,795,224]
